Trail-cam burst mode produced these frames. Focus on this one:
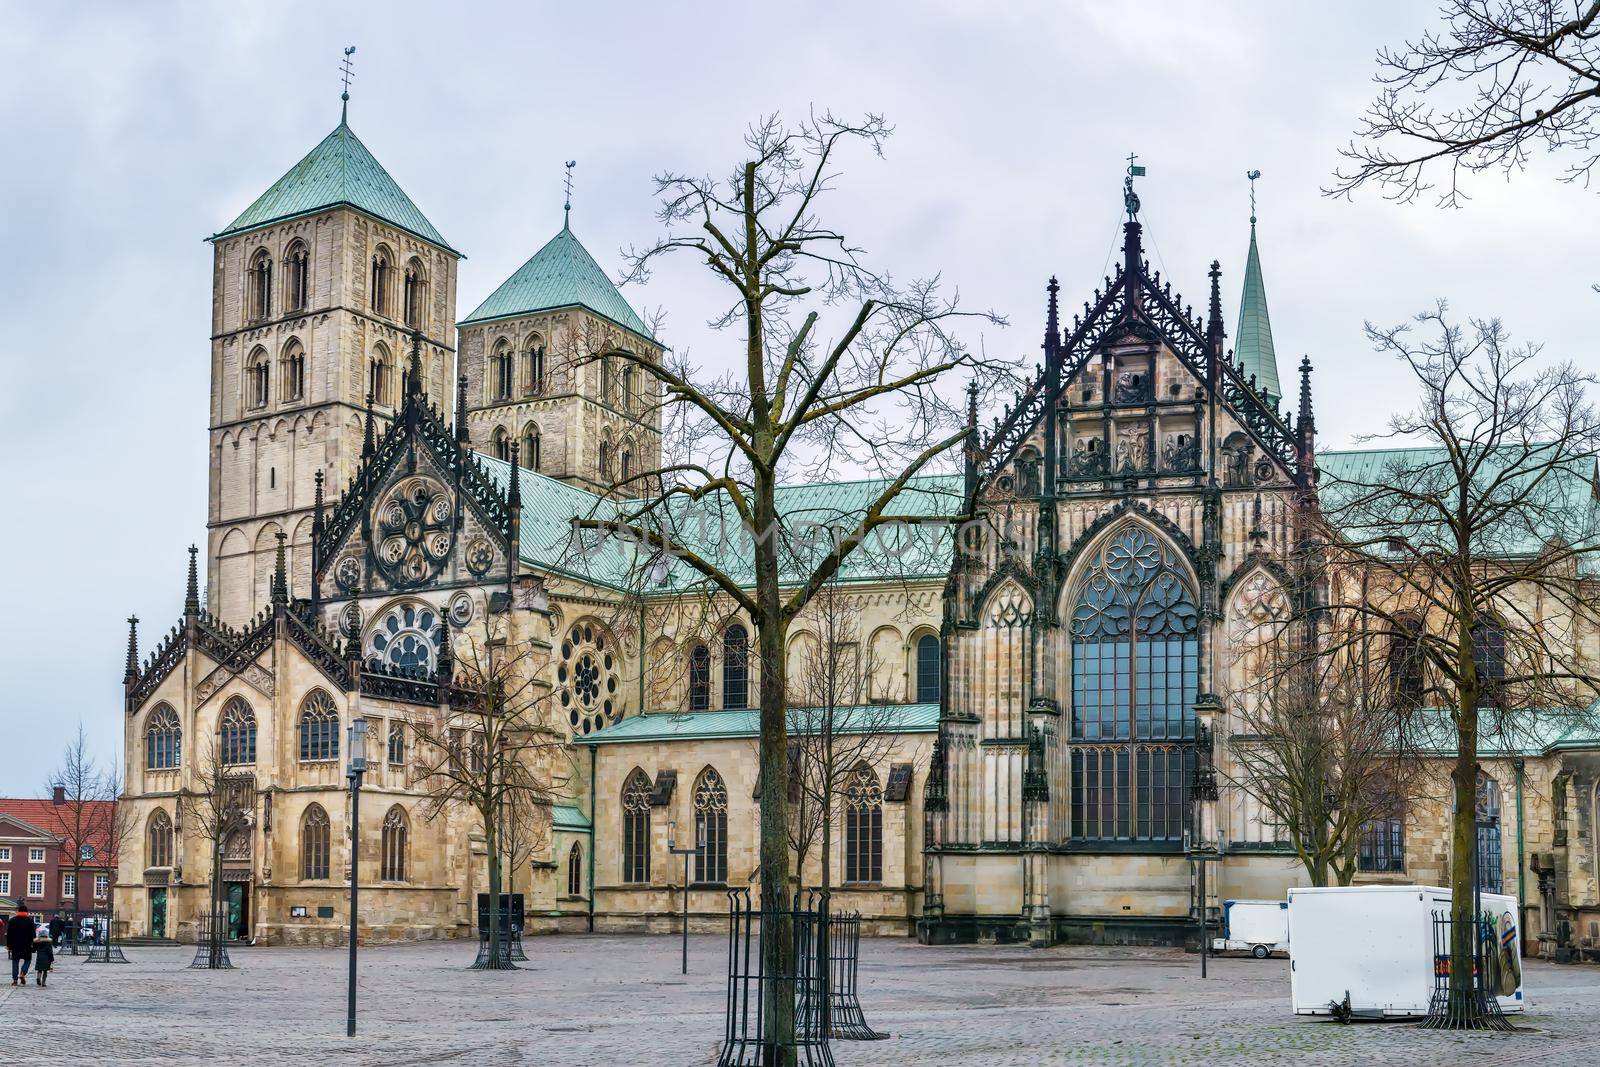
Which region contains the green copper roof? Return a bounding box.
[212,120,455,252]
[574,703,941,745]
[1234,220,1281,403]
[459,224,652,340]
[551,804,591,832]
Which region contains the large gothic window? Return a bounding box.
[145,705,181,771]
[693,767,729,885]
[220,697,256,766]
[622,769,652,884]
[1068,526,1199,842]
[381,806,409,881]
[844,764,883,883]
[298,689,340,763]
[146,809,173,868]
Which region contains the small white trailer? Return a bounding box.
[1211,899,1289,959]
[1287,885,1524,1019]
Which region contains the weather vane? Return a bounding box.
[340,46,356,122]
[1247,169,1262,224]
[1124,153,1146,218]
[563,160,577,226]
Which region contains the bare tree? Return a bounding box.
[1316,302,1600,1023]
[1225,580,1428,887]
[182,736,253,967]
[98,763,136,952]
[786,584,900,895]
[44,723,111,951]
[1332,1,1600,206]
[409,616,569,969]
[571,112,1014,1059]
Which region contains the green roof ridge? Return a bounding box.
[213,120,455,252]
[459,223,652,340]
[1234,219,1281,403]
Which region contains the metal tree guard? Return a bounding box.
[188,911,234,969]
[1422,812,1515,1031]
[823,910,887,1041]
[718,889,834,1067]
[84,906,130,964]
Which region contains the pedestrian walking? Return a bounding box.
[48,914,65,947]
[7,903,36,986]
[32,925,53,986]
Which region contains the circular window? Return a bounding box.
[558,621,620,735]
[366,602,444,674]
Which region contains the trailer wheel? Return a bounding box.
[1251,944,1270,960]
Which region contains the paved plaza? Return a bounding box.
[4,935,1600,1065]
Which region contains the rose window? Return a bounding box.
[366,602,444,674]
[374,478,454,588]
[558,621,620,736]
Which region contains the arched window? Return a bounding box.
[369,344,392,407]
[1473,617,1507,706]
[402,258,426,328]
[491,426,511,463]
[622,769,652,884]
[1477,773,1503,893]
[492,341,513,400]
[247,348,271,409]
[688,644,711,711]
[844,764,883,883]
[620,440,633,481]
[525,337,546,395]
[365,601,443,673]
[598,438,612,479]
[298,689,340,763]
[247,248,272,321]
[281,340,306,403]
[722,624,749,709]
[381,805,409,881]
[301,804,330,880]
[219,697,257,766]
[146,809,173,868]
[370,248,392,316]
[1388,615,1425,710]
[915,633,941,703]
[1068,525,1199,842]
[600,358,614,401]
[285,241,309,312]
[145,705,181,770]
[567,841,583,896]
[694,767,729,885]
[521,425,541,472]
[621,366,635,411]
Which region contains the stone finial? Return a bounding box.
[1298,356,1315,434]
[271,531,288,606]
[362,391,376,459]
[508,441,522,508]
[124,615,140,686]
[1206,260,1224,347]
[407,329,425,400]
[184,545,200,618]
[455,374,470,444]
[1044,276,1061,358]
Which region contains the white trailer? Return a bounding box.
[1212,899,1289,959]
[1287,885,1524,1018]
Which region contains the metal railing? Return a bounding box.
[719,889,834,1067]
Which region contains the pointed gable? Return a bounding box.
[1234,219,1280,403]
[212,120,455,252]
[459,223,652,341]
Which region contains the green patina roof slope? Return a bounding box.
[575,703,941,745]
[213,120,455,251]
[459,224,652,340]
[1234,220,1281,403]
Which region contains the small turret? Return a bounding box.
[406,328,424,401]
[184,545,200,619]
[455,374,470,444]
[271,531,288,607]
[362,391,376,459]
[123,615,140,688]
[1206,260,1224,355]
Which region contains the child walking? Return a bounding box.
[32,924,53,986]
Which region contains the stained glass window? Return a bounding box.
[1069,526,1198,842]
[146,705,181,770]
[298,690,340,763]
[220,697,256,766]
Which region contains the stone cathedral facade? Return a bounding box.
[114,106,1600,955]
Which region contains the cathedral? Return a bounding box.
[114,102,1600,956]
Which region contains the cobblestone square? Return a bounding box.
[4,936,1599,1065]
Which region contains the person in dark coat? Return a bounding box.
[31,926,53,986]
[7,903,36,986]
[48,914,65,947]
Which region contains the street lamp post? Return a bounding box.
[346,718,367,1038]
[667,816,705,975]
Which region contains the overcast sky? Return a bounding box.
[0,1,1593,794]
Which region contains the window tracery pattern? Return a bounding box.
[298,689,340,763]
[622,769,652,884]
[381,805,409,881]
[558,621,620,735]
[1069,525,1198,842]
[301,804,331,880]
[374,478,454,588]
[146,809,173,868]
[146,705,181,770]
[220,696,257,766]
[694,767,729,885]
[366,601,444,673]
[844,764,883,883]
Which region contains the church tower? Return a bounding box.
[205,97,459,624]
[456,212,661,492]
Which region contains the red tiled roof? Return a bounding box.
[0,798,117,865]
